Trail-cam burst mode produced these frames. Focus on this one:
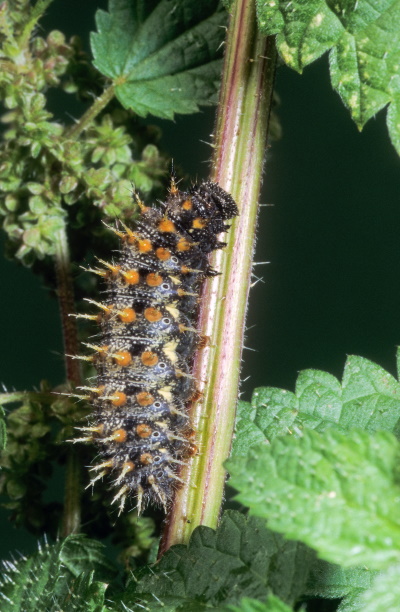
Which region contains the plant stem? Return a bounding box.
[54,227,82,536]
[0,391,53,405]
[55,88,117,538]
[160,0,277,553]
[61,448,82,537]
[18,0,55,48]
[64,85,116,140]
[54,228,81,388]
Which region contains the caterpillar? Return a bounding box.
[72,179,238,514]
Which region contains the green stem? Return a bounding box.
[64,85,116,140]
[18,0,55,48]
[61,448,82,537]
[0,391,53,405]
[160,0,277,553]
[54,228,81,388]
[54,227,82,536]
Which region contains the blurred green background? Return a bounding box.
[1,0,400,556]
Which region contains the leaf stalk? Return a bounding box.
[64,84,116,140]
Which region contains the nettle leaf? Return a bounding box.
[118,594,211,611]
[355,564,400,612]
[123,510,312,609]
[256,0,343,68]
[91,0,226,119]
[233,400,268,457]
[337,590,369,612]
[228,428,400,570]
[304,558,380,611]
[58,536,116,580]
[0,535,113,611]
[256,0,400,153]
[117,594,294,612]
[53,571,109,612]
[223,595,294,612]
[232,356,400,457]
[335,565,400,611]
[306,558,377,601]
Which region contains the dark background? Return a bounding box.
[1,0,400,556]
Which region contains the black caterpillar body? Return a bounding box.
[74,180,238,514]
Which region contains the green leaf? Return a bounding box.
[124,510,312,609]
[58,535,116,581]
[133,596,294,612]
[306,558,377,600]
[223,595,294,612]
[336,565,400,611]
[227,429,400,570]
[256,0,342,70]
[256,0,400,153]
[231,389,295,458]
[53,571,109,612]
[91,0,226,118]
[232,356,400,458]
[116,594,212,611]
[338,590,370,612]
[115,60,223,119]
[298,356,400,432]
[0,535,113,611]
[356,565,400,612]
[232,400,267,457]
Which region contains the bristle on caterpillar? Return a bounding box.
[72,180,238,514]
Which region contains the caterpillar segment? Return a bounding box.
[73,180,238,513]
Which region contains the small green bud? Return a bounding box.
[63,191,80,205]
[31,93,46,114]
[85,167,112,189]
[128,164,153,193]
[112,163,125,178]
[29,196,47,214]
[15,243,34,265]
[104,203,123,217]
[41,214,66,237]
[47,30,66,47]
[142,144,159,163]
[31,37,47,54]
[30,141,42,158]
[102,148,116,166]
[91,146,106,163]
[59,175,78,194]
[26,182,44,195]
[23,227,41,248]
[115,144,132,164]
[5,194,18,211]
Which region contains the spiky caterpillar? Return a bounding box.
[73,180,238,514]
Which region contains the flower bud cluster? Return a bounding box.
[0,1,167,265]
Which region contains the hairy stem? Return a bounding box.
[160,0,277,553]
[54,228,81,387]
[53,47,116,535]
[64,84,116,140]
[54,227,82,536]
[18,0,55,48]
[61,448,82,537]
[0,391,53,404]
